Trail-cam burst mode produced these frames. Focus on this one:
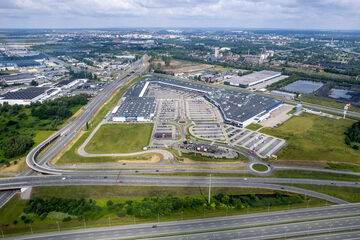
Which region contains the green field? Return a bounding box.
[85,123,153,154]
[252,164,269,172]
[288,184,360,203]
[260,113,359,163]
[0,186,327,237]
[245,123,262,131]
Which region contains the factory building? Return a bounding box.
[224,70,281,88]
[0,87,50,105]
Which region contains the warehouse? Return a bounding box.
[205,89,282,127]
[0,87,50,105]
[224,70,281,88]
[0,73,35,85]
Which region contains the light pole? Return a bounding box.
[208,174,212,204]
[56,221,60,231]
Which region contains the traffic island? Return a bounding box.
[250,163,271,174]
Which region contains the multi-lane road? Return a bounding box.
[4,204,360,240]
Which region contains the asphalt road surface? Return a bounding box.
[145,216,360,240]
[4,204,360,240]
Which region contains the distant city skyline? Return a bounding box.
[1,0,360,30]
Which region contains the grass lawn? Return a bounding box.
[252,164,268,172]
[246,123,262,131]
[0,186,327,237]
[85,123,153,154]
[260,112,360,163]
[287,184,360,203]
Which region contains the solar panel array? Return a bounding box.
[1,87,50,100]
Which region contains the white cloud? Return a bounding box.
[0,0,359,29]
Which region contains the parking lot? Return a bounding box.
[157,99,179,121]
[186,99,218,122]
[190,123,226,141]
[224,125,285,158]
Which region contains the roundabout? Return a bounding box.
[249,163,271,174]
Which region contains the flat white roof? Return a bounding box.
[228,70,281,87]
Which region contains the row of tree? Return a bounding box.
[22,193,305,222]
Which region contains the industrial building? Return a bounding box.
[0,87,50,105]
[0,73,36,85]
[224,70,281,88]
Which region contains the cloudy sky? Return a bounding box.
[0,0,360,29]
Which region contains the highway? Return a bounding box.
[4,204,360,240]
[146,216,360,240]
[0,175,353,203]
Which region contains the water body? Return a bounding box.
[282,80,323,94]
[329,88,353,99]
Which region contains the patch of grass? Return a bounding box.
[246,123,262,131]
[288,184,360,203]
[326,162,360,172]
[85,123,153,154]
[287,108,296,114]
[260,112,359,163]
[252,164,268,172]
[0,195,26,225]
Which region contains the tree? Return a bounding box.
[345,136,352,146]
[2,135,34,158]
[30,80,38,86]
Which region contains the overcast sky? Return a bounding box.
[1,0,360,30]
